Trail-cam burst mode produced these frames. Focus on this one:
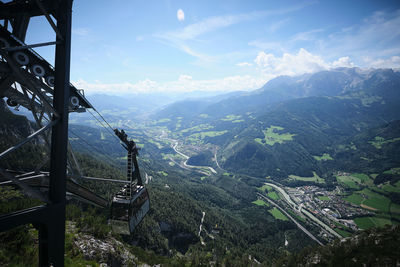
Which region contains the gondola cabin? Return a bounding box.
[109,185,150,235]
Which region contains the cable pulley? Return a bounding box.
[13,51,30,65]
[31,64,46,77]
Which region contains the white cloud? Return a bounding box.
[164,3,315,42]
[269,18,290,33]
[165,14,246,41]
[363,56,400,69]
[178,74,192,81]
[72,28,90,36]
[321,9,400,60]
[250,9,400,67]
[254,48,330,76]
[332,57,355,68]
[291,29,324,42]
[236,62,253,67]
[253,48,362,77]
[177,9,185,21]
[156,2,317,61]
[73,74,266,95]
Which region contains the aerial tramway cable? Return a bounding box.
[68,129,123,170]
[93,107,117,134]
[87,108,122,144]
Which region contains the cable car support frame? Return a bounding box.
[0,0,149,265]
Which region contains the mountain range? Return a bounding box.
[151,68,400,181]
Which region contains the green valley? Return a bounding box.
[2,67,400,265]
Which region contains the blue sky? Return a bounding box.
[25,0,400,95]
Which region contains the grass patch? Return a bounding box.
[360,188,391,213]
[336,175,360,189]
[390,203,400,214]
[188,130,228,140]
[221,114,242,121]
[289,171,325,183]
[344,193,363,205]
[317,196,330,201]
[257,184,272,193]
[252,199,269,207]
[352,173,371,183]
[157,171,168,176]
[255,125,296,146]
[313,153,333,161]
[344,189,391,213]
[335,228,352,237]
[268,207,288,221]
[287,210,307,222]
[354,216,392,229]
[384,167,400,175]
[267,191,280,200]
[181,124,214,133]
[369,136,400,149]
[65,256,98,267]
[382,183,400,193]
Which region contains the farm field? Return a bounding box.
[268,207,288,221]
[289,171,325,184]
[344,188,391,212]
[360,188,391,212]
[335,228,351,237]
[317,196,330,201]
[252,199,269,207]
[254,125,296,146]
[267,191,280,200]
[344,193,363,205]
[336,173,375,189]
[221,114,242,121]
[354,216,392,229]
[180,124,214,134]
[257,183,280,200]
[313,153,333,161]
[187,130,228,143]
[257,184,272,192]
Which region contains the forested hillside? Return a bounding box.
[1,68,400,266]
[0,101,316,266]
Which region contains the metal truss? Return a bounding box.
[0,1,80,266]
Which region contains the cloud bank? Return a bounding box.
[76,47,399,96]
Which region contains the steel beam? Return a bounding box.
[0,204,61,232]
[45,0,73,265]
[0,0,56,20]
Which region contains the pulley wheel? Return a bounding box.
[32,64,46,77]
[70,96,80,107]
[45,76,55,87]
[13,51,30,65]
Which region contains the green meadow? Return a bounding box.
[313,153,333,161]
[255,125,296,146]
[354,216,392,229]
[289,171,325,184]
[268,207,288,221]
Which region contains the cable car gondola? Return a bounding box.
[109,129,150,235]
